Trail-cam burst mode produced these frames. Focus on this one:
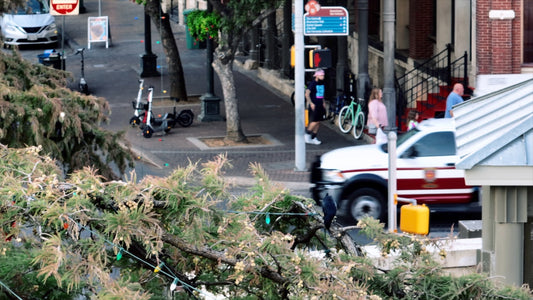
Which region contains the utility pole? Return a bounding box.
[336,0,348,96]
[357,0,370,102]
[294,0,306,171]
[383,0,396,131]
[281,0,293,78]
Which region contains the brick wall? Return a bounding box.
[476,0,523,74]
[408,0,434,59]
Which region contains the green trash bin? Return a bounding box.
[183,9,205,50]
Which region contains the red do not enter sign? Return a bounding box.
[50,0,79,15]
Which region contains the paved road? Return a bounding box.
[7,0,478,238]
[57,0,365,191]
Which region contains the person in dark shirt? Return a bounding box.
[305,69,327,145]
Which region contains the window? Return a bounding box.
[409,132,456,157]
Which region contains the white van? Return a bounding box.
[0,0,58,46]
[310,118,481,224]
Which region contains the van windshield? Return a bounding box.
[379,128,420,152]
[13,0,49,14]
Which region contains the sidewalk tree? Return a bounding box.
[136,0,188,101]
[1,148,532,299]
[187,0,282,142]
[0,49,134,179]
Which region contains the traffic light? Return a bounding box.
[309,48,331,69]
[291,45,295,67]
[291,46,332,69]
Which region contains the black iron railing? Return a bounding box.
[396,44,468,130]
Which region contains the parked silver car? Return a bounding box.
[0,0,58,46]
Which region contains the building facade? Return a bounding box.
[170,0,532,120]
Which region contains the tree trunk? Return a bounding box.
[212,47,247,142]
[145,0,187,101]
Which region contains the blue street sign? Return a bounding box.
[304,6,348,36]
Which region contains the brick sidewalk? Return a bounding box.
[62,0,368,190]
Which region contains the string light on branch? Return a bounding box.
[53,206,320,296]
[116,248,123,261]
[154,262,164,273]
[227,210,317,217]
[227,210,317,224]
[59,216,204,296]
[170,278,179,291]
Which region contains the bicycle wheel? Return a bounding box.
[353,110,366,139]
[338,106,353,133]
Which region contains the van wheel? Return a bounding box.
[346,188,386,224]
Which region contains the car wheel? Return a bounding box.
[346,188,386,223]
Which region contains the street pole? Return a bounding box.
[384,0,397,231]
[281,0,293,78]
[61,16,65,70]
[199,1,223,122]
[294,0,306,171]
[383,0,396,131]
[387,131,397,232]
[357,0,369,102]
[140,12,159,77]
[204,1,215,97]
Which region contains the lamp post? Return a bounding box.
[383,0,396,131]
[199,2,223,122]
[294,0,306,171]
[357,0,370,102]
[140,13,160,77]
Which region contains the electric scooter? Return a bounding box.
[169,106,194,128]
[129,78,194,129]
[130,79,146,127]
[75,48,89,95]
[141,86,173,138]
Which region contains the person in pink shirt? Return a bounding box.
[367,87,388,144]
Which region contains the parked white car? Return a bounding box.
[0,0,58,47]
[310,118,481,224]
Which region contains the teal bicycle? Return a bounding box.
[338,97,366,139]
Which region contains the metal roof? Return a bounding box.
[454,78,533,170]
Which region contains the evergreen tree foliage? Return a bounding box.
[0,49,134,179]
[0,146,531,299]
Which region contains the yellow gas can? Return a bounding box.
[400,204,429,235]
